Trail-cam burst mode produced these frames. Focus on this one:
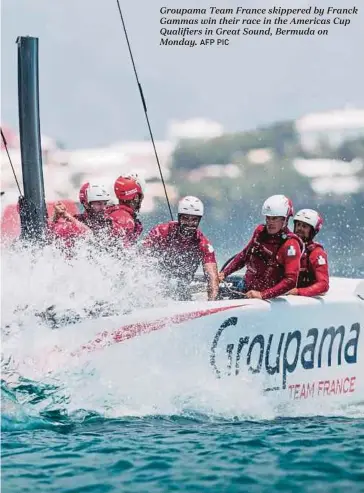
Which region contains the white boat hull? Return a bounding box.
[38,277,364,410]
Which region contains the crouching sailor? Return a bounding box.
[143,196,219,301]
[287,209,329,297]
[219,194,303,300]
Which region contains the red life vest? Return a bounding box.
[244,225,303,291]
[106,204,143,245]
[298,241,323,288]
[162,223,207,280]
[48,219,89,250]
[146,222,214,281]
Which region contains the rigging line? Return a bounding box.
[115,0,174,221]
[1,128,23,196]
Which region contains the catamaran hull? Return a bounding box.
[44,277,364,409]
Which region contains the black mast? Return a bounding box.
[17,36,47,241]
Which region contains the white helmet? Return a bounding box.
[262,194,294,218]
[294,209,323,235]
[86,184,111,203]
[178,196,204,217]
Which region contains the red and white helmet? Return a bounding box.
[124,171,146,197]
[178,196,204,217]
[79,182,110,207]
[262,195,294,218]
[294,209,323,235]
[114,176,142,201]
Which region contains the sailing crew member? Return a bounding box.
[287,209,329,297]
[143,196,219,301]
[122,171,145,238]
[106,176,143,246]
[219,194,303,300]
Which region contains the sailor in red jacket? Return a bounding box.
[106,176,144,247]
[123,171,145,216]
[219,194,303,300]
[49,182,113,252]
[122,171,145,239]
[143,196,219,301]
[287,209,329,297]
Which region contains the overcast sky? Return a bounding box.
[1,0,364,148]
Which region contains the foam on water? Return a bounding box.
[1,241,363,430]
